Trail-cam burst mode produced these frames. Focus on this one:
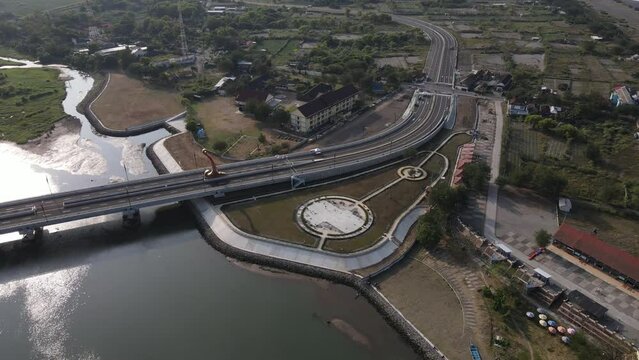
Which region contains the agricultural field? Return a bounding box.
[422,0,638,94]
[91,73,183,130]
[0,0,80,15]
[0,68,66,143]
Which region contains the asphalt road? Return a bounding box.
[0,17,457,235]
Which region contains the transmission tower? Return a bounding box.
[177,1,189,56]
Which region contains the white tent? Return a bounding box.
[559,198,572,213]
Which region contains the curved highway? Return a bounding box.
[0,17,458,235]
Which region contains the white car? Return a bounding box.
[310,148,322,155]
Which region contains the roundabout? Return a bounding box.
[397,166,428,181]
[296,196,374,239]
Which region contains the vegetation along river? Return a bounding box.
[0,59,419,359]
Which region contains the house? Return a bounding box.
[553,223,639,287]
[213,76,236,95]
[237,60,253,73]
[235,89,272,108]
[290,85,359,134]
[459,69,511,92]
[610,85,637,107]
[508,103,529,116]
[566,290,608,319]
[298,83,333,101]
[152,55,196,69]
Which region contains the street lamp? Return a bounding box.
[123,163,132,208]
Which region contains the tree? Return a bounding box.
[416,209,445,249]
[185,119,198,132]
[531,165,567,197]
[213,141,227,151]
[535,229,551,248]
[258,133,266,143]
[270,109,290,125]
[430,182,462,215]
[585,143,601,163]
[462,161,490,192]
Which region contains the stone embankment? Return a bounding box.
[145,141,446,360]
[78,72,184,137]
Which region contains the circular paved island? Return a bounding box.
[296,196,373,239]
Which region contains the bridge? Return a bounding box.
[0,17,458,237]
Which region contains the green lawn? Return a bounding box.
[0,68,66,143]
[255,39,288,54]
[272,40,299,66]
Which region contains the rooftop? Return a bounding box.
[553,223,639,281]
[236,89,269,103]
[297,84,359,118]
[566,289,608,318]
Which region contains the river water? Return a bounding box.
[0,59,419,359]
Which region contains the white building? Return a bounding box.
[290,85,359,133]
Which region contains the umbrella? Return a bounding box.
[548,327,557,334]
[538,314,548,320]
[557,326,567,334]
[537,307,547,314]
[561,336,572,344]
[539,320,548,327]
[567,328,576,335]
[526,312,535,319]
[548,320,557,327]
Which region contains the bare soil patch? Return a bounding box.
[512,53,545,71]
[313,91,413,148]
[378,255,466,360]
[374,56,422,68]
[164,133,227,170]
[197,97,261,142]
[473,54,507,72]
[91,73,183,130]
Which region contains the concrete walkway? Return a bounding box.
[484,100,503,239]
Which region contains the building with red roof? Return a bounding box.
[553,223,639,287]
[452,143,475,186]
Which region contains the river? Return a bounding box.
[0,59,419,359]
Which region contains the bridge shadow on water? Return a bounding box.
[0,204,197,284]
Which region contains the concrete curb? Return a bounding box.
[80,72,184,137]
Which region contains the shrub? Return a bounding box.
[213,141,227,151]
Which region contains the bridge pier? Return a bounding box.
[19,227,43,242]
[122,208,141,229]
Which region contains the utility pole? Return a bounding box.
[45,176,52,195]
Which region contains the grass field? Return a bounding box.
[272,40,299,66]
[0,0,80,15]
[196,97,262,145]
[255,39,288,54]
[91,73,183,130]
[0,68,66,143]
